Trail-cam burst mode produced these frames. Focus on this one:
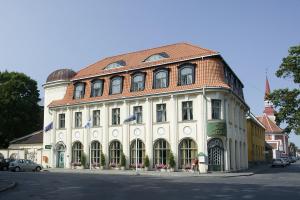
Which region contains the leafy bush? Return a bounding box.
[100,151,106,166]
[144,155,150,168]
[167,151,176,168]
[81,153,87,168]
[120,152,126,167]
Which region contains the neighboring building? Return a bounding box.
[265,142,273,163]
[0,130,43,164]
[42,43,249,172]
[257,77,289,159]
[246,112,265,166]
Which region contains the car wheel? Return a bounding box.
[15,167,20,172]
[36,166,41,172]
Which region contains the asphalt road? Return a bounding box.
[1,162,300,200]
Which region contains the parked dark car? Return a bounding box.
[0,159,13,171]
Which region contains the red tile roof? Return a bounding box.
[47,43,239,107]
[73,43,218,80]
[257,114,283,134]
[9,130,43,145]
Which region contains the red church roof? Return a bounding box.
[264,77,271,100]
[257,114,282,134]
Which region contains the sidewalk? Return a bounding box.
[44,168,254,177]
[0,179,16,192]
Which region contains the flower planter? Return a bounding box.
[121,166,125,171]
[160,168,166,172]
[76,165,84,169]
[100,166,104,170]
[167,168,174,172]
[144,167,149,171]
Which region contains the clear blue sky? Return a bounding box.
[0,0,299,145]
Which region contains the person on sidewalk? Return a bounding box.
[192,158,199,172]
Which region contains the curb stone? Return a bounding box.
[0,181,17,193]
[43,169,254,178]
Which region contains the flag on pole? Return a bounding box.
[84,118,92,128]
[123,114,136,123]
[44,122,53,132]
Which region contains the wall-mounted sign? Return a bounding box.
[45,145,52,149]
[207,120,227,137]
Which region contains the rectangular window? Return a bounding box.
[182,101,193,121]
[133,106,143,124]
[212,99,221,120]
[58,113,65,129]
[156,104,166,122]
[93,110,100,127]
[112,108,120,125]
[75,112,82,128]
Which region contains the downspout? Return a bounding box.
[201,86,208,173]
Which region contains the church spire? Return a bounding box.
[263,75,276,120]
[264,76,271,100]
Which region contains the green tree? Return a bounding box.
[269,45,300,135]
[0,71,43,148]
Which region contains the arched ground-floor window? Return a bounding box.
[109,140,122,166]
[153,139,170,167]
[179,138,197,169]
[130,139,145,167]
[72,141,83,164]
[91,141,101,166]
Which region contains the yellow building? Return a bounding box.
[247,113,265,165]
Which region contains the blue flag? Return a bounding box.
[123,115,136,123]
[84,119,92,128]
[44,122,53,132]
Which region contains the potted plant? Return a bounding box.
[79,153,87,169]
[109,162,117,169]
[120,152,126,170]
[167,151,176,172]
[100,151,106,170]
[144,155,150,171]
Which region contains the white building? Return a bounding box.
[0,130,43,164]
[42,43,248,172]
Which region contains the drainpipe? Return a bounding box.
[199,86,208,173]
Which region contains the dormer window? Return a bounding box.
[73,82,85,99]
[110,76,124,95]
[178,64,195,86]
[105,60,126,70]
[144,52,169,62]
[153,68,169,89]
[91,79,104,97]
[131,72,146,92]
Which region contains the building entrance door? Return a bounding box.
[57,151,65,168]
[55,142,66,168]
[208,138,224,171]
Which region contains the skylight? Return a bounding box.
[144,52,169,62]
[105,60,126,70]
